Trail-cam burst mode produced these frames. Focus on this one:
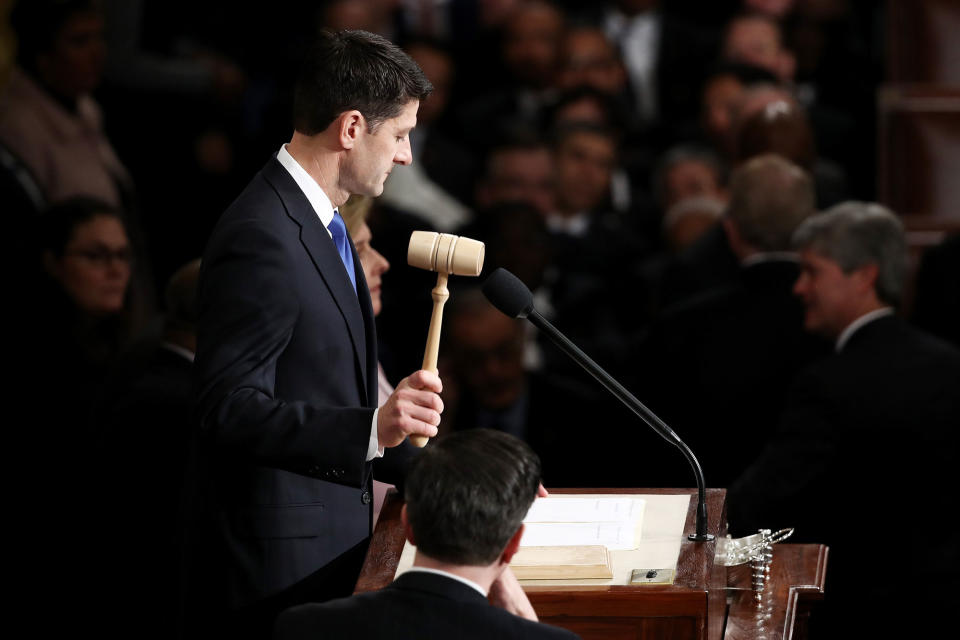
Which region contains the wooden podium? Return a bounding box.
[355,488,826,640]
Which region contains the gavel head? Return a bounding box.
[408,231,485,276]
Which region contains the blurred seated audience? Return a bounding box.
[453,1,565,152]
[2,0,133,209]
[627,144,729,323]
[698,61,780,158]
[597,0,719,135]
[558,23,630,103]
[543,122,647,372]
[542,85,643,219]
[442,288,633,488]
[721,11,795,84]
[458,201,553,371]
[101,0,247,101]
[720,8,861,194]
[380,39,474,228]
[475,131,556,217]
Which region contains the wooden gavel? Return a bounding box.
[407,231,485,447]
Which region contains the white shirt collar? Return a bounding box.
[161,341,195,363]
[276,144,335,236]
[836,307,895,352]
[546,211,591,237]
[403,566,488,597]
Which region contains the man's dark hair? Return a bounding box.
[405,429,541,566]
[292,29,433,135]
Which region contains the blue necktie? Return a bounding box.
[329,209,357,292]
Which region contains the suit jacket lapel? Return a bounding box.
[261,158,372,403]
[354,243,380,407]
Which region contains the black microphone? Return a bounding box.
[482,268,714,542]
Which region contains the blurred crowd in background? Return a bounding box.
[3,1,959,637]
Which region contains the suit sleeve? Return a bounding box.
[727,369,837,535]
[195,218,373,486]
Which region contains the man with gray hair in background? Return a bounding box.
[730,202,960,637]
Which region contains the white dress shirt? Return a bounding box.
[605,10,661,121]
[403,566,488,597]
[836,307,895,352]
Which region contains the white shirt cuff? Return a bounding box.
[367,408,384,461]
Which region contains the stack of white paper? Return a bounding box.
[521,497,646,551]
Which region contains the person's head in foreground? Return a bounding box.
[403,428,541,571]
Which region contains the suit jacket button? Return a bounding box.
[361,491,372,505]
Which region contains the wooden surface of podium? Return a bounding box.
[356,488,826,640]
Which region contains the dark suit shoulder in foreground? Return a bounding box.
[273,572,581,640]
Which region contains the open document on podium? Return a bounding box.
[395,493,690,585]
[510,497,645,579]
[520,497,645,550]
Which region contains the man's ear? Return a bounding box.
[338,110,365,150]
[853,262,880,294]
[401,504,416,546]
[501,524,525,566]
[721,216,745,258]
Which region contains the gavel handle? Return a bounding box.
[410,272,449,448]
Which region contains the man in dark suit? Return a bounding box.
[729,202,960,637]
[191,30,444,638]
[274,429,582,640]
[637,154,830,488]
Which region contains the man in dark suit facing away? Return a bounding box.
[637,154,830,489]
[729,202,960,637]
[274,429,582,640]
[191,30,444,638]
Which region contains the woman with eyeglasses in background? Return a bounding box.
[34,197,156,427]
[21,196,160,632]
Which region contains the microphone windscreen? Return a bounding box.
[482,268,534,318]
